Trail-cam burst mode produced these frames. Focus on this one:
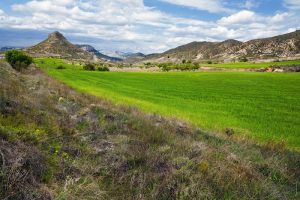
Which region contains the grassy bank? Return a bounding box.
[36,58,300,149]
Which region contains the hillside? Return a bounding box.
[144,30,300,63]
[1,60,300,199]
[24,32,93,60]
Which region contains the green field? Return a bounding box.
[36,58,300,149]
[208,59,300,68]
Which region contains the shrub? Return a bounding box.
[56,65,66,70]
[239,56,248,62]
[5,50,33,71]
[97,66,110,72]
[158,63,172,71]
[207,61,212,64]
[117,64,126,68]
[83,63,95,71]
[144,62,152,66]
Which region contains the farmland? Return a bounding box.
[36,58,300,149]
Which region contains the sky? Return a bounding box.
[0,0,299,53]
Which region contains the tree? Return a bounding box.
[5,50,33,71]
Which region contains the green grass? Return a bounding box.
[36,58,300,149]
[207,60,300,68]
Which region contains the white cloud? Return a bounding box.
[218,10,257,25]
[160,0,232,13]
[242,0,259,9]
[270,12,291,23]
[284,0,300,9]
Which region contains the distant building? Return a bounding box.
[0,54,4,60]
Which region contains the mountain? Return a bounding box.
[24,31,93,60]
[76,44,122,62]
[117,51,145,59]
[99,50,145,60]
[143,30,300,63]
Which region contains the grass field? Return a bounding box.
[207,59,300,68]
[36,58,300,149]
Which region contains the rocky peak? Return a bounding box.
[48,31,67,41]
[25,31,93,60]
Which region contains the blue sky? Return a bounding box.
[0,0,299,53]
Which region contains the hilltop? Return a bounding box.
[143,30,300,63]
[24,31,94,60]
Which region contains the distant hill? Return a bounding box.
[118,51,145,59]
[143,30,300,63]
[98,50,146,62]
[0,46,21,54]
[24,31,93,60]
[76,44,122,62]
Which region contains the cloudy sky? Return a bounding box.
[0,0,299,53]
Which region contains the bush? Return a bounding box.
[144,62,152,67]
[157,62,200,71]
[239,56,248,62]
[207,61,212,64]
[83,63,95,71]
[117,64,126,68]
[97,66,110,72]
[56,65,66,70]
[5,50,33,71]
[158,63,172,71]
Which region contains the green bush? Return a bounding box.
[56,65,66,70]
[157,62,200,71]
[83,63,95,71]
[207,61,212,64]
[117,64,126,68]
[239,56,248,62]
[157,63,172,71]
[5,50,33,71]
[97,66,110,72]
[144,62,152,67]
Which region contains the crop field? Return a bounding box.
[36,58,300,149]
[207,59,300,68]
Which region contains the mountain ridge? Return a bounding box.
[143,30,300,63]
